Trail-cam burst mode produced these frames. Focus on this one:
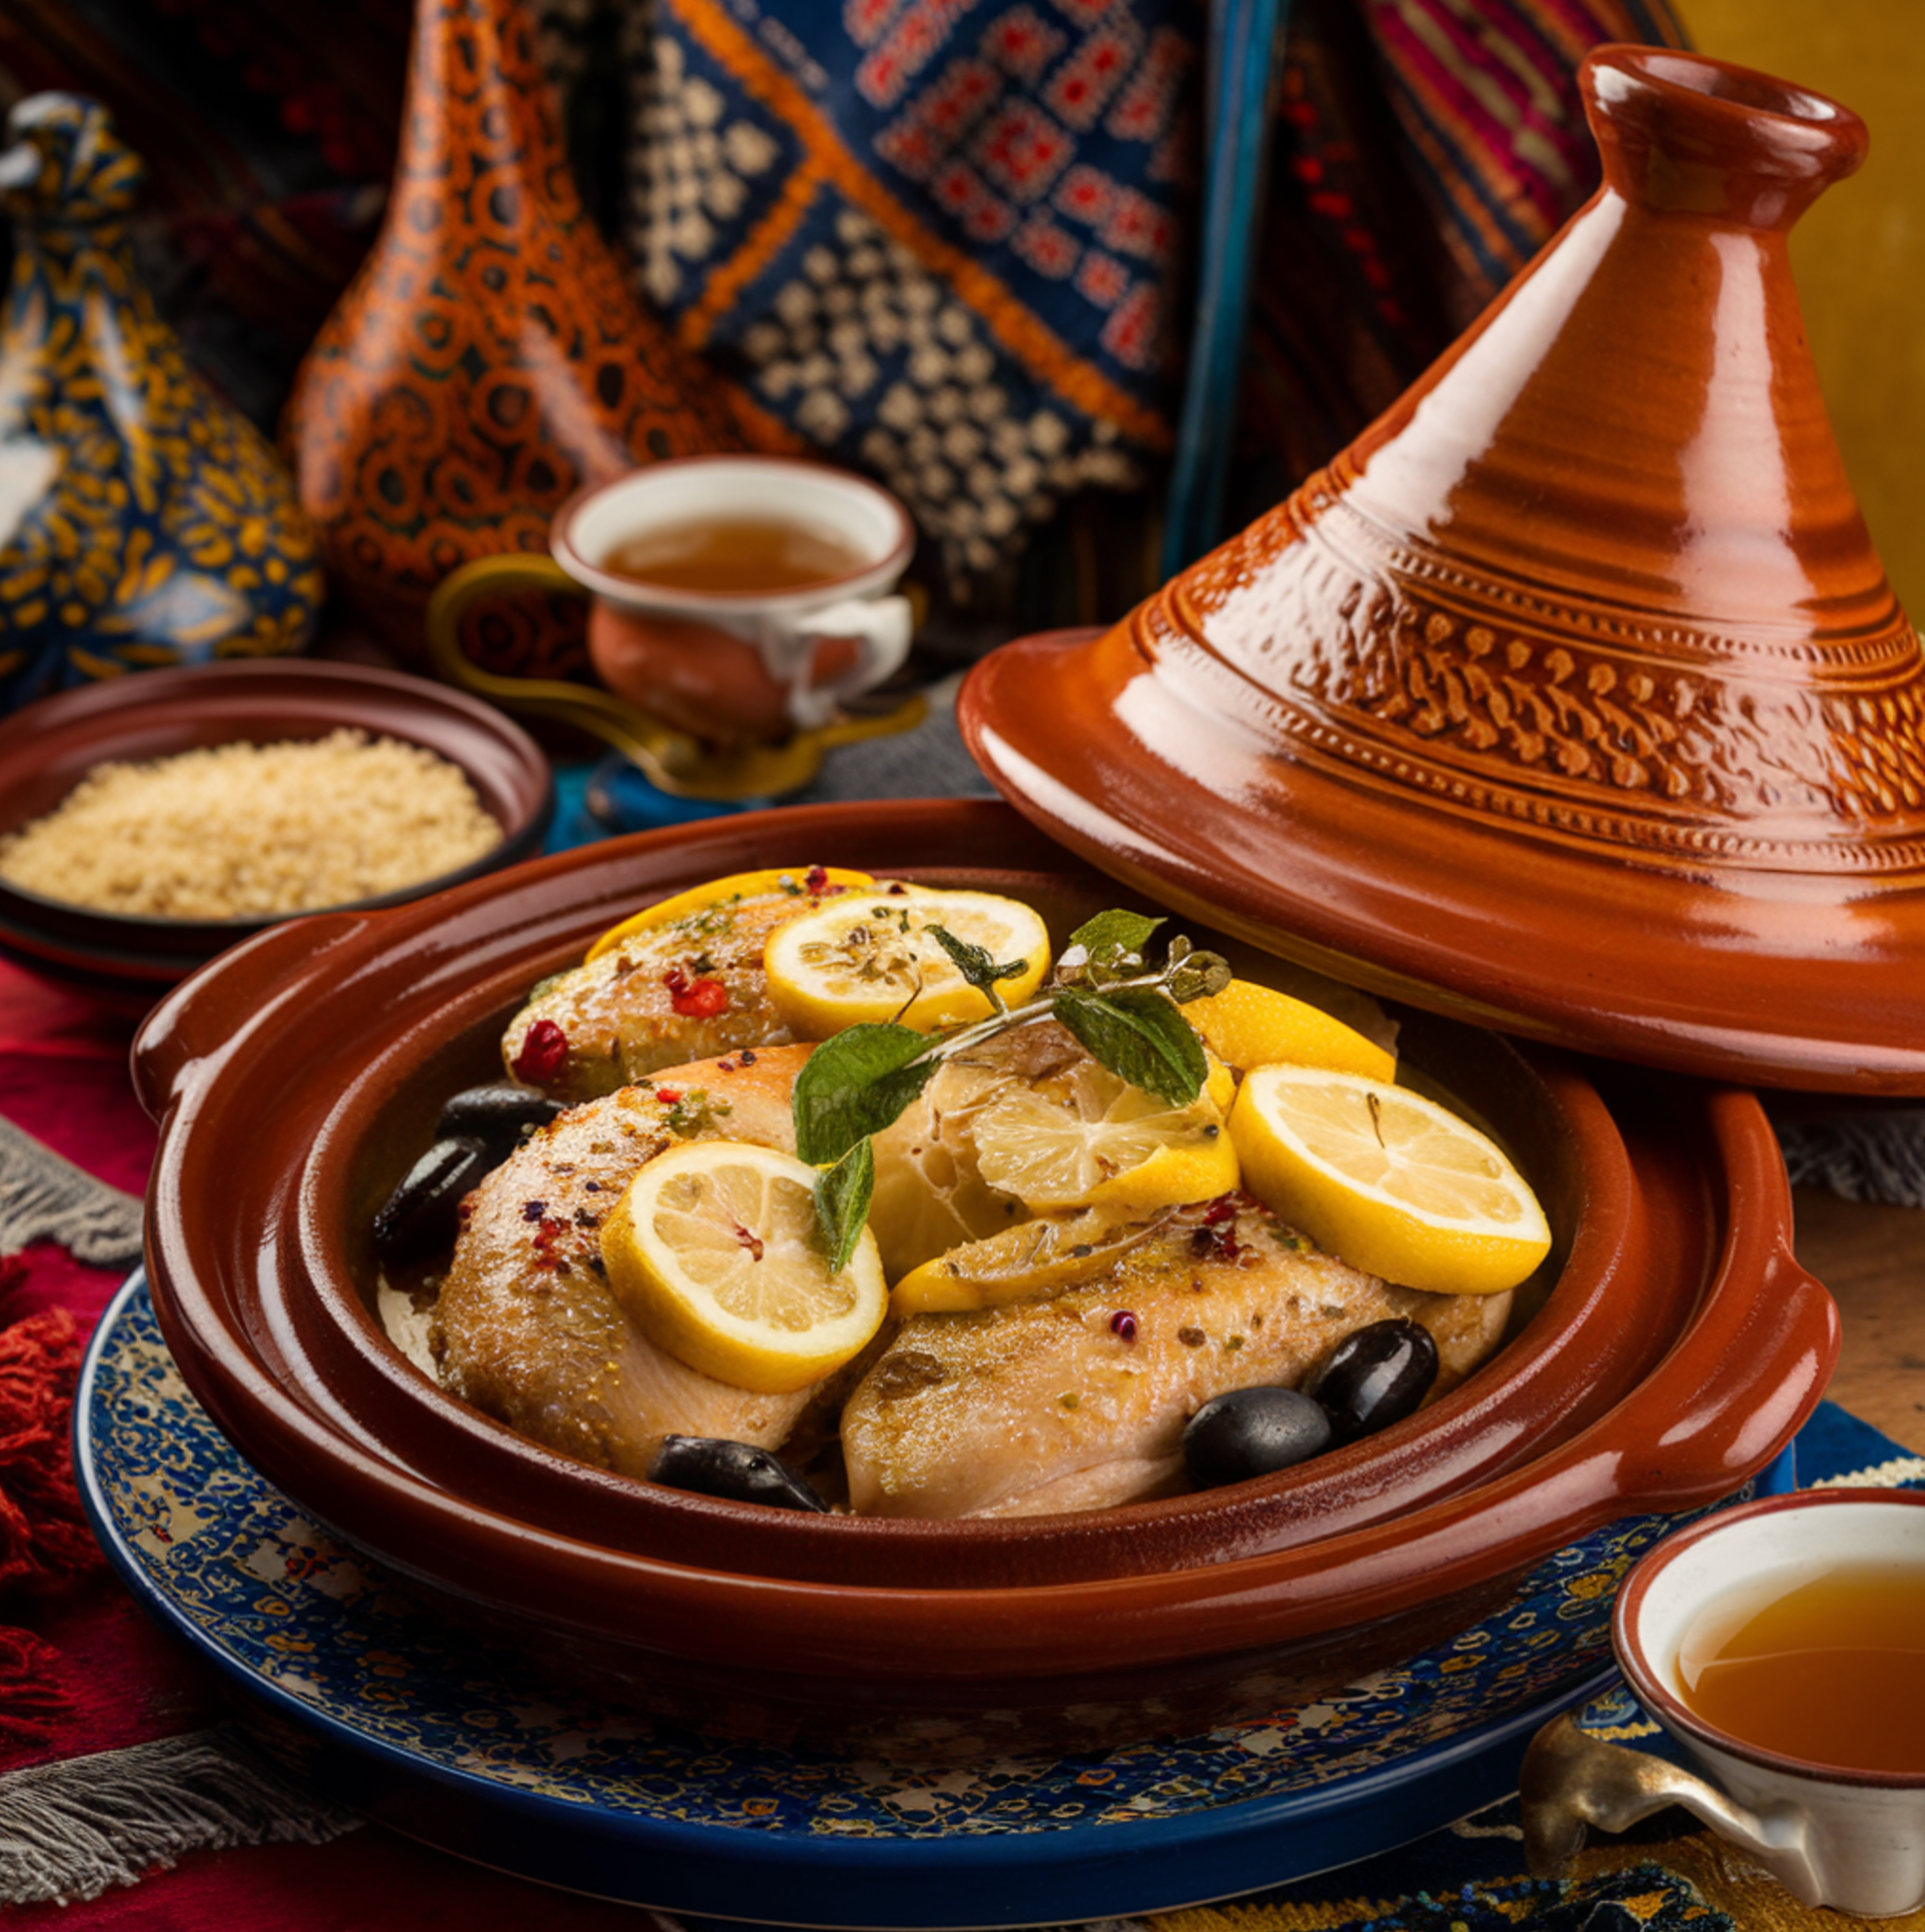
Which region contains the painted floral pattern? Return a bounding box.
[0,95,322,713]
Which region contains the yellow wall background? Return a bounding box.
[1681,2,1925,615]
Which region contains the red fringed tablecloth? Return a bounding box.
[0,960,676,1928]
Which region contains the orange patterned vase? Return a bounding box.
[0,96,323,713]
[283,0,740,672]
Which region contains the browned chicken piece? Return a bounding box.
[500,874,875,1103]
[839,1196,1510,1518]
[434,1042,817,1476]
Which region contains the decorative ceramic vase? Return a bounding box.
[963,47,1925,1094]
[0,95,323,715]
[283,0,741,672]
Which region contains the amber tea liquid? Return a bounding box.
[602,516,869,594]
[1674,1560,1925,1773]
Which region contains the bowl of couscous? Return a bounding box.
[0,658,554,1009]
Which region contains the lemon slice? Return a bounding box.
[585,867,874,963]
[1181,979,1396,1082]
[1229,1066,1550,1295]
[892,1206,1173,1314]
[600,1140,887,1393]
[763,888,1051,1035]
[971,1057,1238,1213]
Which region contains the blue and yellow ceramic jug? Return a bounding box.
[0,95,323,711]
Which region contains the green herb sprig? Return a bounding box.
[806,911,1231,1268]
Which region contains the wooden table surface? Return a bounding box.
[1793,1184,1925,1453]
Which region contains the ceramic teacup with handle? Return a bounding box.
[428,455,920,797]
[1521,1489,1925,1917]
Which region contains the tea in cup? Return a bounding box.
[558,455,914,745]
[426,455,920,785]
[1521,1489,1925,1916]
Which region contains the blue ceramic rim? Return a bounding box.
[73,1271,1759,1924]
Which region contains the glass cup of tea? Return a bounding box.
[1520,1488,1925,1916]
[427,456,921,797]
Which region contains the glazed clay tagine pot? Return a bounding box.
[131,800,1836,1759]
[962,46,1925,1095]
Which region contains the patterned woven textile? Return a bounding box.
[0,0,1688,629]
[1236,0,1688,523]
[564,0,1200,594]
[0,0,409,428]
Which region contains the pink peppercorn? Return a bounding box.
[512,1018,569,1084]
[1110,1310,1138,1343]
[662,966,729,1018]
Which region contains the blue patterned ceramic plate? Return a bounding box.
[76,1272,1787,1928]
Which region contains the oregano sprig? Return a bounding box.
[799,910,1231,1261]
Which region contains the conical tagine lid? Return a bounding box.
[963,45,1925,1094]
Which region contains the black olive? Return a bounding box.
[1302,1317,1440,1445]
[436,1082,566,1158]
[649,1436,831,1512]
[1182,1386,1334,1489]
[372,1136,493,1261]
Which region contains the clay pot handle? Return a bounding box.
[1581,44,1866,229]
[1520,1714,1806,1881]
[1591,1238,1837,1514]
[131,912,374,1122]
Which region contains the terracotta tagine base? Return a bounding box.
[963,48,1925,1095]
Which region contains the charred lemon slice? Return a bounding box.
[601,1140,887,1393]
[764,887,1051,1035]
[1230,1067,1549,1295]
[891,1206,1175,1314]
[585,867,874,964]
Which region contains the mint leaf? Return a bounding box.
[1051,984,1207,1108]
[927,924,1030,1001]
[814,1137,874,1274]
[1067,910,1165,958]
[791,1022,938,1166]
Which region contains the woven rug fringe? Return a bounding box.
[0,1302,102,1597]
[0,1725,361,1906]
[0,1118,143,1266]
[1777,1112,1925,1210]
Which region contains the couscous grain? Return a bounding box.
[0,729,504,919]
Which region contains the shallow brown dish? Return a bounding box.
[133,799,1836,1757]
[0,657,553,1009]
